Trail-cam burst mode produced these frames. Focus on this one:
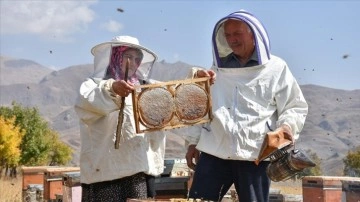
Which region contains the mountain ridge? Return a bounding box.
[1,55,359,176]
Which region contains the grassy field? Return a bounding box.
[0,175,303,202]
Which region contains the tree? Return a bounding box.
[0,102,73,169]
[0,102,52,165]
[48,130,73,166]
[0,116,24,178]
[297,149,322,178]
[343,146,360,177]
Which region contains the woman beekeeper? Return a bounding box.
[75,36,163,201]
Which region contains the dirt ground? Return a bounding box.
[0,176,22,202]
[270,180,303,195]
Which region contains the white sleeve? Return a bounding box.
[74,78,121,124]
[187,67,204,79]
[275,65,308,139]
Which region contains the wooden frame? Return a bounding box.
[132,77,213,133]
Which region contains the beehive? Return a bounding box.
[22,166,56,190]
[341,177,360,202]
[62,171,82,202]
[302,176,343,202]
[43,167,80,201]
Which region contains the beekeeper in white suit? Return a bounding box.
[185,10,308,201]
[75,36,163,201]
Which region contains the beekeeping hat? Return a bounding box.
[91,35,157,81]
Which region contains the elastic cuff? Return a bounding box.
[281,123,292,132]
[104,79,116,95]
[188,67,202,79]
[103,79,122,107]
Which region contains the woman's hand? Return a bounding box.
[112,80,135,97]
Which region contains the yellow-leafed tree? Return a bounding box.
[0,102,73,171]
[0,116,24,176]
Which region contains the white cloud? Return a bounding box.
[101,20,123,33]
[0,0,97,41]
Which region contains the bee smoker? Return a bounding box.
[266,145,316,182]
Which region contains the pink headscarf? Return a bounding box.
[107,46,141,83]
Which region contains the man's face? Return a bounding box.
[224,19,255,58]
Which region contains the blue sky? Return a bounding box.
[1,0,359,90]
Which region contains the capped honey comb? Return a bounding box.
[175,83,209,123]
[138,87,175,128]
[132,77,212,133]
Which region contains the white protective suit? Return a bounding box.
[74,36,165,184]
[186,10,308,161]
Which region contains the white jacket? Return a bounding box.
[185,10,308,161]
[74,36,165,184]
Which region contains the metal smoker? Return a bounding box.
[266,145,316,182]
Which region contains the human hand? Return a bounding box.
[185,144,200,171]
[256,124,293,164]
[272,124,294,144]
[196,70,216,85]
[112,80,135,97]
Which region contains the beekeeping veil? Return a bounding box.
[91,36,157,82]
[212,10,271,67]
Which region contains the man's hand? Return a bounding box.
[274,124,294,143]
[186,144,200,171]
[196,70,216,85]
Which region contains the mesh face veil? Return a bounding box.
[212,10,271,67]
[104,46,144,84]
[91,36,157,82]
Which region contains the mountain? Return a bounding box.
[297,85,360,174]
[1,56,359,175]
[0,56,53,85]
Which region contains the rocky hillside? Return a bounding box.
[1,56,359,175]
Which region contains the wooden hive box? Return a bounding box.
[43,167,80,201]
[341,177,360,202]
[155,176,189,199]
[268,193,284,202]
[21,166,57,190]
[229,188,286,202]
[62,171,82,202]
[302,176,344,202]
[21,166,59,201]
[127,199,192,202]
[127,199,170,202]
[22,184,44,202]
